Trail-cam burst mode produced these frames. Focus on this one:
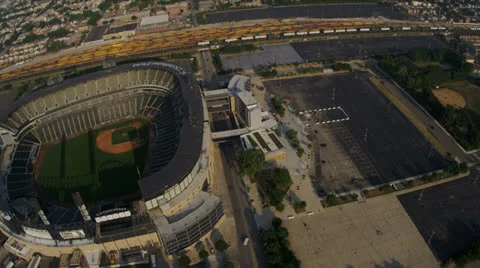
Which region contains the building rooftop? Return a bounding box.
[236,90,257,107]
[140,14,169,27]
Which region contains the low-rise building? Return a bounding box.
[137,14,169,34]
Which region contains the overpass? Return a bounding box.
[211,128,249,141]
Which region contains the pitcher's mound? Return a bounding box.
[432,88,466,109]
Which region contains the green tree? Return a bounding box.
[198,250,208,260]
[215,239,229,251]
[272,217,282,228]
[236,148,265,177]
[178,254,191,267]
[131,15,137,21]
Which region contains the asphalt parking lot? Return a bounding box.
[291,36,447,61]
[220,44,303,71]
[264,72,449,193]
[206,4,402,23]
[398,172,480,262]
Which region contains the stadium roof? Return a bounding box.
[0,62,204,201]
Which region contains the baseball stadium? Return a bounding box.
[0,62,223,256]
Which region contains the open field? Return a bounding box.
[264,72,449,194]
[205,4,402,23]
[284,193,438,267]
[37,118,150,204]
[439,80,480,115]
[432,88,466,109]
[398,171,480,262]
[291,36,447,61]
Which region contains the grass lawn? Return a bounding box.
[37,118,149,204]
[439,80,480,115]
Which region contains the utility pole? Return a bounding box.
[363,128,368,142]
[332,88,336,101]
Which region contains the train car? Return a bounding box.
[296,32,308,36]
[438,27,446,30]
[308,30,320,35]
[241,36,254,41]
[346,28,357,33]
[323,29,334,34]
[402,27,411,31]
[225,38,238,43]
[359,28,370,32]
[197,41,210,46]
[283,32,296,37]
[431,27,439,30]
[255,35,267,39]
[335,29,346,33]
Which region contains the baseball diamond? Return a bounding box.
[35,118,149,204]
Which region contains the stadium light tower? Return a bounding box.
[72,192,91,222]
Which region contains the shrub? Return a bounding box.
[275,202,285,211]
[293,201,307,213]
[325,194,336,206]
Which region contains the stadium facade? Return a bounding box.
[0,62,223,255]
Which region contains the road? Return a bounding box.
[369,63,478,164]
[219,141,263,268]
[199,49,218,89]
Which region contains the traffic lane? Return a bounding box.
[220,142,263,268]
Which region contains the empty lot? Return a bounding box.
[291,36,447,61]
[398,171,480,262]
[206,4,402,23]
[264,72,449,193]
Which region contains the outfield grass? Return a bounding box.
[37,118,149,204]
[439,80,480,115]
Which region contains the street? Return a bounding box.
[199,50,218,90]
[218,141,263,268]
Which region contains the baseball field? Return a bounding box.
[36,118,150,204]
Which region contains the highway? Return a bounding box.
[219,141,263,268]
[369,63,479,164]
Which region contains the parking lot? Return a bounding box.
[206,4,402,23]
[398,172,480,262]
[284,193,438,267]
[220,44,303,71]
[264,72,449,194]
[291,36,447,61]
